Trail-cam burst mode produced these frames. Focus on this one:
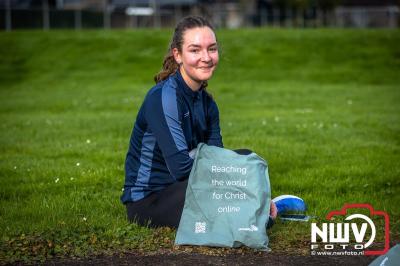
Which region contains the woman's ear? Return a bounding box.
[172,48,182,64]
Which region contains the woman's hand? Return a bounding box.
[270,201,278,219]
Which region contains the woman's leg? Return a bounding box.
[126,179,188,228]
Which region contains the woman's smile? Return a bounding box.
[198,66,213,71]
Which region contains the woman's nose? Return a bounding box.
[201,50,211,62]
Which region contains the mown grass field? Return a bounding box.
[0,28,399,263]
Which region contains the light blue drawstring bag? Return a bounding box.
[175,143,271,249]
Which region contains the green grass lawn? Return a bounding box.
[0,28,399,263]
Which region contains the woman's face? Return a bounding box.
[173,26,219,91]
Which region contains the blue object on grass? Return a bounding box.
[272,195,306,214]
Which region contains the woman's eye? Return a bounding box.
[209,47,218,52]
[190,50,199,53]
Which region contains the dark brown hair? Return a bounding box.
[154,16,216,85]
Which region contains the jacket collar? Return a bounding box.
[174,69,203,99]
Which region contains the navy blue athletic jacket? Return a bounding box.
[121,70,223,203]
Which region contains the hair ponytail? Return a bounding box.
[154,52,179,83]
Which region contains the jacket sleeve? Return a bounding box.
[206,99,223,148]
[144,86,193,181]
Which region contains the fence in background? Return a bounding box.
[1,2,399,31]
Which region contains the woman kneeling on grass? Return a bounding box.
[120,16,277,228]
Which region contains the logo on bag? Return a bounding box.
[195,222,206,233]
[239,224,258,232]
[310,204,390,256]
